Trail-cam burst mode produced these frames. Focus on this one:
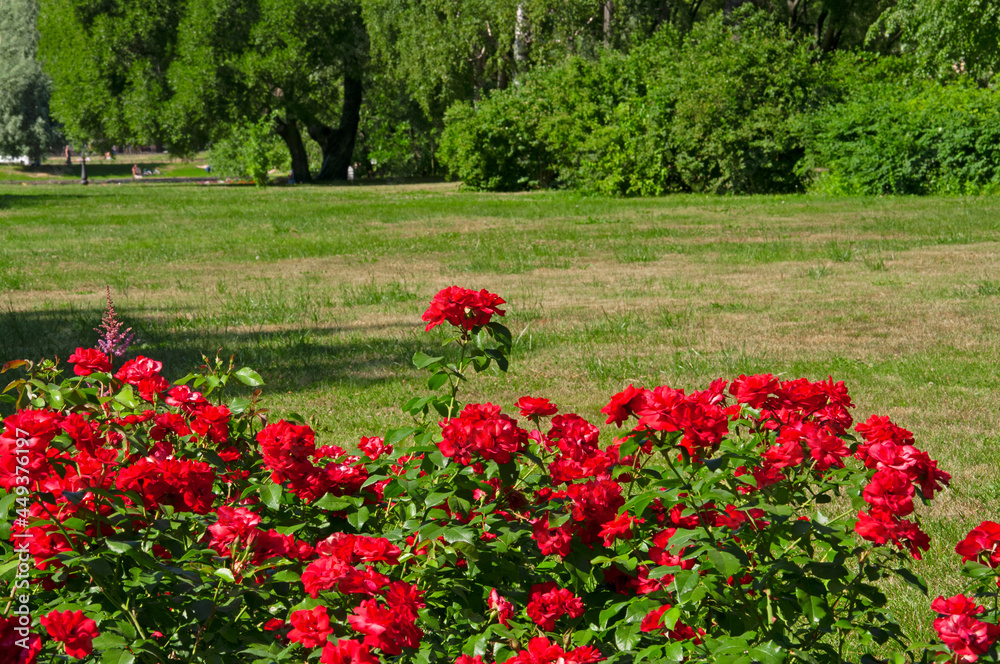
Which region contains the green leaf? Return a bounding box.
[441,526,475,544]
[260,482,282,510]
[101,649,126,664]
[229,397,252,414]
[215,568,236,583]
[425,490,452,508]
[599,600,631,629]
[106,539,139,554]
[662,642,685,663]
[615,623,641,651]
[233,367,264,386]
[796,586,828,625]
[0,494,16,522]
[113,385,137,409]
[673,570,700,604]
[386,427,418,446]
[749,641,786,664]
[313,494,353,511]
[962,561,996,579]
[625,598,660,623]
[412,352,444,369]
[427,370,449,390]
[271,569,301,583]
[708,550,742,578]
[92,633,128,650]
[347,506,371,531]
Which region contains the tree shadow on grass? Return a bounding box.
[0,193,86,210]
[0,307,431,407]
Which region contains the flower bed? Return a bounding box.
[0,287,997,663]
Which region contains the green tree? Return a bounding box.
[360,0,707,118]
[0,0,59,164]
[871,0,1000,83]
[39,0,367,181]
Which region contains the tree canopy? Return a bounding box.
[0,0,59,163]
[40,0,367,181]
[870,0,1000,83]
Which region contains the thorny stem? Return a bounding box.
[186,582,223,664]
[661,445,718,548]
[833,548,873,658]
[446,337,470,417]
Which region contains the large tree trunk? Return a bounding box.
[309,75,363,181]
[274,114,312,183]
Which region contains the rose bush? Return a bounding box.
[0,285,992,663]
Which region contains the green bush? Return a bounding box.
[209,114,290,186]
[440,9,827,195]
[438,91,549,191]
[438,54,643,192]
[806,78,1000,195]
[662,10,824,194]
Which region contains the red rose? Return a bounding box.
[358,436,392,460]
[302,556,359,598]
[320,639,380,664]
[488,588,515,626]
[347,598,422,655]
[439,403,528,465]
[599,512,644,547]
[531,515,574,558]
[862,468,915,517]
[517,396,559,419]
[190,404,231,443]
[288,606,333,649]
[67,347,111,376]
[932,595,1000,663]
[956,521,1000,568]
[502,636,604,664]
[149,412,192,442]
[761,439,804,469]
[932,595,985,617]
[114,356,163,384]
[353,536,402,565]
[526,583,585,631]
[729,373,778,408]
[164,384,209,412]
[39,610,100,658]
[60,413,103,456]
[640,604,703,642]
[257,420,316,472]
[206,506,261,556]
[0,616,41,664]
[421,286,505,332]
[601,385,647,426]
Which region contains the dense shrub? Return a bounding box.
[805,78,1000,195]
[4,286,996,664]
[438,55,642,191]
[663,11,824,194]
[438,90,550,191]
[440,9,826,195]
[209,115,290,186]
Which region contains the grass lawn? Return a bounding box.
[1,182,999,643]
